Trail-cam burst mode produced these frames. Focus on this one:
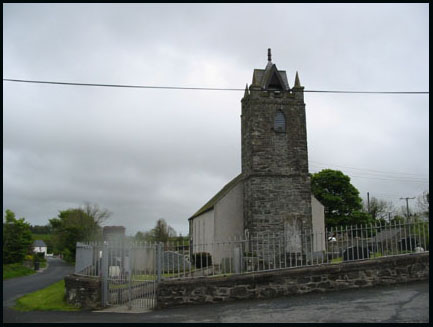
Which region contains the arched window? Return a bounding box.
[274,110,286,133]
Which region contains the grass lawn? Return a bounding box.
[3,263,35,280]
[14,280,79,311]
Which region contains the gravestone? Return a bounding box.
[163,251,191,272]
[343,246,370,261]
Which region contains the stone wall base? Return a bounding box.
[156,253,429,309]
[64,274,102,310]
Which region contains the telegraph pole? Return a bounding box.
[367,192,370,213]
[400,197,415,219]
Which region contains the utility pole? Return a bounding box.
[367,192,370,213]
[400,197,415,219]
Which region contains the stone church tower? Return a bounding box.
[189,50,324,262]
[241,49,313,249]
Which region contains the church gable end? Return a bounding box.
[263,65,288,91]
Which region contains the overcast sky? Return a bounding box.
[3,3,429,236]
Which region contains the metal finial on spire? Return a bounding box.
[268,48,272,62]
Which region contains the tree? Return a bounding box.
[134,231,152,242]
[30,224,52,234]
[389,215,406,224]
[151,218,177,243]
[364,197,394,222]
[3,209,33,264]
[311,169,374,228]
[82,202,111,226]
[135,219,177,243]
[49,203,111,262]
[416,191,429,219]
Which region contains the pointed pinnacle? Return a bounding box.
[244,83,249,97]
[294,71,301,88]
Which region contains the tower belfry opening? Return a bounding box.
[267,70,285,90]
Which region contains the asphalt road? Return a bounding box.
[3,256,74,307]
[3,273,429,323]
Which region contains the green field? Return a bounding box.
[3,263,35,280]
[14,280,79,311]
[31,233,52,241]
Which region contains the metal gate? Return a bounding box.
[101,240,161,310]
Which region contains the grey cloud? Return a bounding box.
[3,3,428,235]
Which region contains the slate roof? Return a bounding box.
[251,65,290,90]
[189,173,244,220]
[33,240,47,247]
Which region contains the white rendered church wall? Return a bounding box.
[311,195,326,252]
[212,182,244,264]
[214,182,244,242]
[191,209,215,255]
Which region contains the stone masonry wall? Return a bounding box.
[156,253,429,309]
[241,88,312,248]
[64,274,102,310]
[241,91,309,177]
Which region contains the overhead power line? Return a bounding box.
[309,160,429,184]
[309,168,429,184]
[3,78,429,94]
[348,175,428,184]
[351,174,426,183]
[309,160,429,178]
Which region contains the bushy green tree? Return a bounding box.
[311,169,374,228]
[3,209,33,264]
[389,215,406,224]
[49,203,110,262]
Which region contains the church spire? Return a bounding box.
[294,71,301,88]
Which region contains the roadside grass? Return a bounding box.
[3,263,35,280]
[13,280,79,312]
[370,252,383,259]
[330,257,343,264]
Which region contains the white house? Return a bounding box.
[33,239,47,256]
